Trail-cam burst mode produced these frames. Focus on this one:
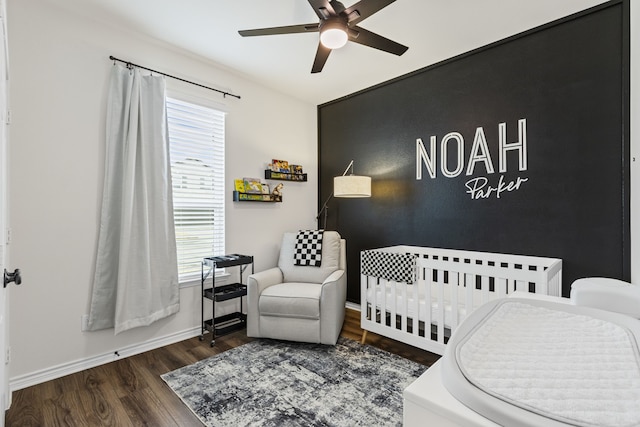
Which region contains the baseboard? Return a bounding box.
[346,301,361,311]
[9,326,201,392]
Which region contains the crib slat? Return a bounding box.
[401,279,408,332]
[497,277,507,299]
[465,273,474,315]
[370,276,376,316]
[426,264,433,340]
[481,275,490,304]
[370,276,378,325]
[379,278,387,327]
[360,274,368,325]
[436,269,445,345]
[415,265,423,338]
[514,280,524,293]
[549,275,560,296]
[390,279,397,330]
[450,270,459,330]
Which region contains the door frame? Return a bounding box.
[0,0,10,418]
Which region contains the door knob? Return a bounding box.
[3,268,21,288]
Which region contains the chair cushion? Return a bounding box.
[259,282,323,319]
[278,230,341,283]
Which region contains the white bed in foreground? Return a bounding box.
[403,292,640,427]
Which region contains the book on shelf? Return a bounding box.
[261,183,271,201]
[234,179,246,192]
[290,164,303,174]
[243,177,263,194]
[271,159,290,173]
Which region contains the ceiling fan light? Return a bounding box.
[320,27,348,49]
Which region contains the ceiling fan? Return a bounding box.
[238,0,408,73]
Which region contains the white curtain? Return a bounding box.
[88,64,179,334]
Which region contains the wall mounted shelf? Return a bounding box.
[233,191,282,202]
[264,170,307,182]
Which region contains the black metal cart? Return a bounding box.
[200,254,253,346]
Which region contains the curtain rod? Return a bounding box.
[109,55,241,100]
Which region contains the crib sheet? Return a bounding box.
[441,298,640,427]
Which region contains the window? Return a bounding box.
[167,96,225,283]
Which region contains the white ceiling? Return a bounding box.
[42,0,607,105]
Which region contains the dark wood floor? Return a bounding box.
[5,309,440,426]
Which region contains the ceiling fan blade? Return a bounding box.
[307,0,337,20]
[348,25,408,56]
[239,23,319,37]
[311,43,332,73]
[343,0,397,25]
[329,0,347,14]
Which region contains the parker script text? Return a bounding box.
[415,119,529,200]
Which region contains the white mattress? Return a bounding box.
[442,298,640,427]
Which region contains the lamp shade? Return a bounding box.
[334,175,371,198]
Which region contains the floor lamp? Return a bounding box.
[316,160,371,230]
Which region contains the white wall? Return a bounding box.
[631,1,640,282]
[6,0,317,383]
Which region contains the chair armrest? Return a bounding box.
[246,267,283,337]
[319,269,347,344]
[321,269,345,287]
[247,267,284,293]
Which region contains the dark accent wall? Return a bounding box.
[318,1,630,302]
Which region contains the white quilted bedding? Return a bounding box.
[442,299,640,427]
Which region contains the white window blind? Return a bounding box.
[167,96,225,283]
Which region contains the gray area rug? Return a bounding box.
[161,337,427,427]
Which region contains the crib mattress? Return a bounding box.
[441,298,640,427]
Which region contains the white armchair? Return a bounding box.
[247,231,347,345]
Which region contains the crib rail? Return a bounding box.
[361,246,562,355]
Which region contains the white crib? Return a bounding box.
[360,246,563,355]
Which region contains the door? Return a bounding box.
[0,0,9,421]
